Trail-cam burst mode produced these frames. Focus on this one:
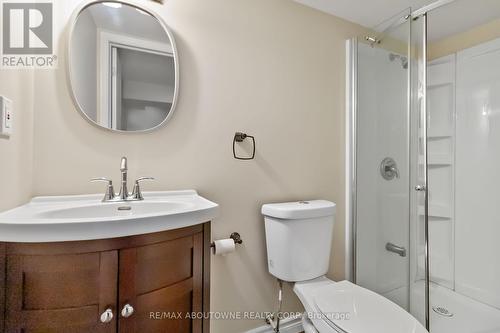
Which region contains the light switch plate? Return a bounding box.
[0,96,13,138]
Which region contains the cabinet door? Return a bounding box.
[5,251,118,333]
[118,232,203,333]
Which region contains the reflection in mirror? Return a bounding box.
[69,1,177,132]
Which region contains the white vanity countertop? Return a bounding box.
[0,190,218,243]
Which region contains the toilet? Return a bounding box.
[262,200,428,333]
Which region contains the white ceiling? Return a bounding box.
[294,0,500,42]
[427,0,500,41]
[293,0,435,28]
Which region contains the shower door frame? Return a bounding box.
[345,10,431,330]
[346,3,463,332]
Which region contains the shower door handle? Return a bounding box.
[386,242,407,257]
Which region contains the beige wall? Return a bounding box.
[429,17,500,60]
[0,70,34,212]
[11,0,367,332]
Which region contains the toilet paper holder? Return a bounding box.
[210,232,243,249]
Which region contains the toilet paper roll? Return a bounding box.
[213,239,236,256]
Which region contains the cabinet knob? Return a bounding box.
[100,308,114,323]
[121,303,134,318]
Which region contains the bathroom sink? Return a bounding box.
[38,201,194,220]
[0,190,218,242]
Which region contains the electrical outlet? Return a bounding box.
[0,96,13,138]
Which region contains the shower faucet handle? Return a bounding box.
[386,165,400,178]
[380,157,400,180]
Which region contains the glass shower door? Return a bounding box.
[354,9,412,311]
[409,13,429,328]
[351,8,430,329]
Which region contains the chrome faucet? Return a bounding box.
[91,157,155,202]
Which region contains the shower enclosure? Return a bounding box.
[346,7,430,330]
[347,2,500,333]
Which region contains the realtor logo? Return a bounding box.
[1,1,56,68]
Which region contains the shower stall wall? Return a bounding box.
[421,37,500,333]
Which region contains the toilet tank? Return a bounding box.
[262,200,336,282]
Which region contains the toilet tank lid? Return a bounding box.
[261,200,335,220]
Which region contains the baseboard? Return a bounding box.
[244,316,303,333]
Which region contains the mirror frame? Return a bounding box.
[66,0,179,133]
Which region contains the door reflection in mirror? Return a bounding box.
[69,1,178,132]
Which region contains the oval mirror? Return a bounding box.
[68,1,178,132]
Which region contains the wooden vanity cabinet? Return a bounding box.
[0,223,211,333]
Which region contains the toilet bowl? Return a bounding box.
[262,200,428,333]
[294,277,428,333]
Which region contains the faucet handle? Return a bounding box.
[90,177,112,184]
[90,177,115,201]
[136,177,155,183]
[131,177,155,200]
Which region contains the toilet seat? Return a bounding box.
[294,278,428,333]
